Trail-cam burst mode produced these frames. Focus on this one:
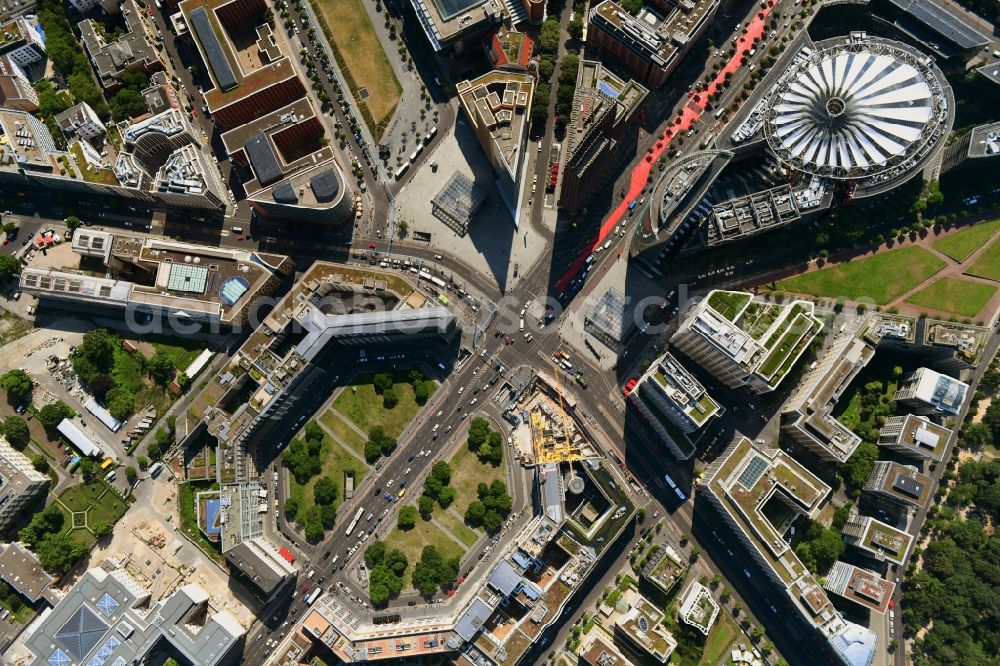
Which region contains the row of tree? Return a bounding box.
[530,17,562,130]
[467,417,503,466]
[364,425,398,464]
[283,421,325,485]
[419,461,455,516]
[364,541,408,606]
[464,480,512,534]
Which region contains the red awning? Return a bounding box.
[279,547,295,563]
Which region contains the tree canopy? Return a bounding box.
[146,350,176,385]
[397,505,417,530]
[0,369,32,404]
[373,372,394,394]
[0,254,22,280]
[411,545,459,597]
[283,436,322,484]
[36,532,88,575]
[314,476,339,506]
[905,457,1000,664]
[365,541,408,606]
[793,519,845,575]
[302,505,324,543]
[2,415,30,449]
[365,426,397,463]
[38,401,73,430]
[464,479,512,533]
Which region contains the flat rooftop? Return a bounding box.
[897,367,968,414]
[861,312,917,346]
[853,516,913,565]
[590,0,718,72]
[703,438,828,585]
[406,0,496,50]
[823,561,895,614]
[0,542,53,602]
[879,414,951,461]
[0,108,58,170]
[887,0,991,52]
[644,352,719,426]
[784,335,876,463]
[867,461,932,508]
[179,0,297,112]
[457,70,533,184]
[701,438,857,640]
[686,292,822,386]
[976,62,1000,87]
[925,319,990,366]
[967,121,1000,157]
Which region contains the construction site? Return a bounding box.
[514,374,599,466]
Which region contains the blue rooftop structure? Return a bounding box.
[487,560,522,597]
[203,499,222,537]
[829,622,877,666]
[510,551,532,570]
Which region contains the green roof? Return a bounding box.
[707,290,751,321]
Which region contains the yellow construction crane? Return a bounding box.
[545,364,577,462]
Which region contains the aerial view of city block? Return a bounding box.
[0,0,998,664]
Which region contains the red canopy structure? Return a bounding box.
[278,547,295,563]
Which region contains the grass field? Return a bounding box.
[772,246,946,304]
[147,335,206,373]
[967,234,1000,282]
[288,434,369,523]
[57,481,129,549]
[932,219,1000,262]
[332,372,433,439]
[698,614,740,666]
[319,409,367,459]
[437,508,479,548]
[383,516,464,589]
[449,444,506,510]
[905,277,997,317]
[314,0,400,130]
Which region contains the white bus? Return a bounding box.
[304,587,322,605]
[394,163,409,180]
[345,507,364,537]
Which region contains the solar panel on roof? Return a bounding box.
[892,475,923,498]
[189,8,239,92]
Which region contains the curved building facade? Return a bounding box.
[763,37,951,184]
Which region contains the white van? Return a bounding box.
[519,319,524,332]
[602,239,612,251]
[105,470,116,481]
